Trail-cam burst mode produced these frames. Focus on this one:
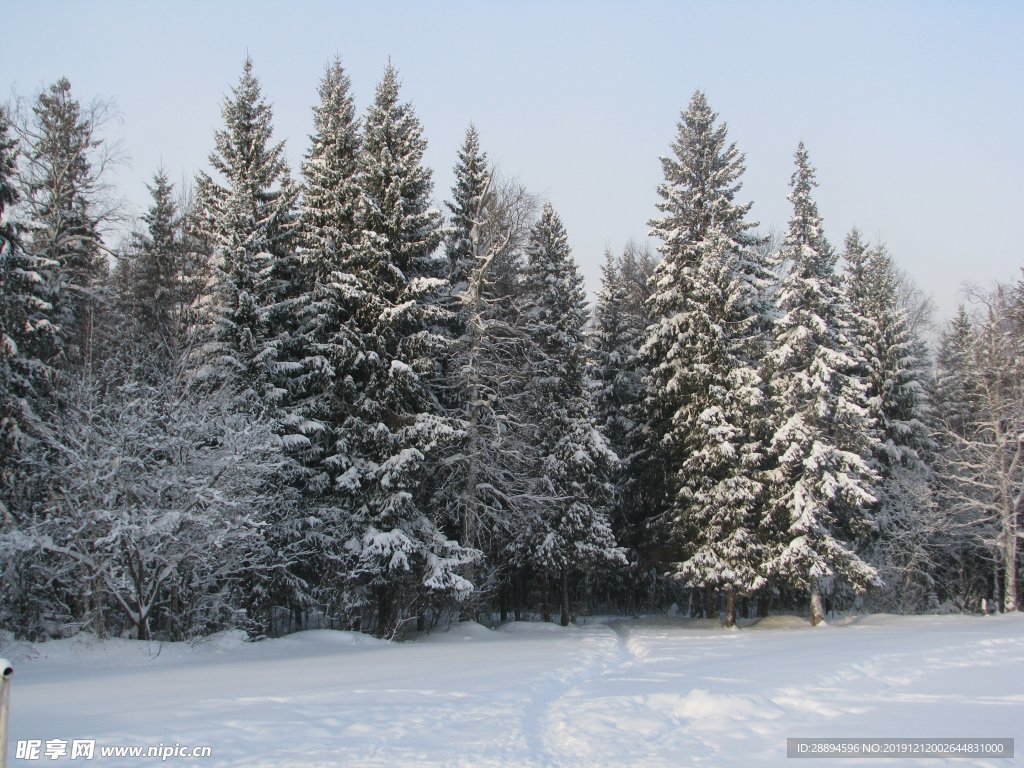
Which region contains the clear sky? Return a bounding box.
[4,0,1022,324]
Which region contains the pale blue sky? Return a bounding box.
[5,1,1022,322]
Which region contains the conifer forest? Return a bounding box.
[1,59,1021,643]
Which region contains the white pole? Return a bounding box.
[0,658,11,768]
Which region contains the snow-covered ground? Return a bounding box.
[3,614,1022,766]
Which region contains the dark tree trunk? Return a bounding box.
[560,569,571,627]
[513,569,524,622]
[704,585,716,620]
[724,587,737,628]
[378,589,399,638]
[499,582,510,623]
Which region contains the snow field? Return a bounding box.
[3,614,1023,767]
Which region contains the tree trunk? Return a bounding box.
[993,558,1002,613]
[513,569,523,622]
[378,589,398,638]
[93,576,106,640]
[724,587,736,628]
[499,582,510,623]
[704,585,716,620]
[1004,515,1018,612]
[559,569,571,627]
[810,582,825,626]
[170,584,182,641]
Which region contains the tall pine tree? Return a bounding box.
[764,145,878,625]
[843,232,936,611]
[16,78,110,373]
[0,108,54,521]
[193,57,300,400]
[639,91,771,623]
[117,169,185,363]
[519,203,622,625]
[345,64,477,636]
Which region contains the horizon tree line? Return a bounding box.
[0,59,1019,641]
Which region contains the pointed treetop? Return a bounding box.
[651,89,757,247]
[311,57,357,136]
[208,57,291,194]
[528,202,571,264]
[374,61,401,110]
[784,142,834,276]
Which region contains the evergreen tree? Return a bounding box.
[641,92,759,530]
[843,233,937,611]
[445,124,489,296]
[118,169,184,362]
[16,78,110,372]
[437,124,491,563]
[361,63,444,280]
[665,227,772,627]
[764,145,878,625]
[191,58,308,633]
[287,57,367,491]
[519,203,622,625]
[193,57,300,400]
[0,108,53,517]
[270,57,379,625]
[609,241,658,570]
[934,307,980,442]
[591,249,634,459]
[590,244,654,576]
[639,91,771,622]
[346,64,477,636]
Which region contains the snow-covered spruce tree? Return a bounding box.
[193,58,300,402]
[191,58,310,634]
[262,57,374,625]
[438,123,489,560]
[445,124,490,298]
[664,226,774,627]
[842,233,933,472]
[0,108,61,637]
[764,145,879,625]
[842,231,937,611]
[116,169,187,366]
[607,241,659,569]
[640,90,759,535]
[13,78,114,373]
[589,244,655,614]
[591,249,635,473]
[639,91,771,622]
[347,65,478,636]
[1,107,51,494]
[518,202,622,626]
